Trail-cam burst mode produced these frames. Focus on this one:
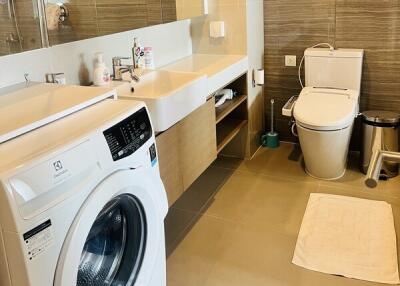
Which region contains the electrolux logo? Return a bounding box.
[53,160,63,172]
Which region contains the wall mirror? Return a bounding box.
[0,0,43,56]
[0,0,207,57]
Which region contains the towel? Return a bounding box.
[293,193,400,284]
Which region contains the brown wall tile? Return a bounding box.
[264,0,400,150]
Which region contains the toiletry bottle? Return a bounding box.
[132,38,145,70]
[93,52,111,86]
[144,47,155,69]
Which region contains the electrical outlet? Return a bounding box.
[285,55,297,67]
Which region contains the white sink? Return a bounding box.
[114,70,207,132]
[161,54,248,95]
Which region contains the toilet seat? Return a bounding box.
[294,87,359,131]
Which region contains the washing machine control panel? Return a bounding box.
[103,107,152,161]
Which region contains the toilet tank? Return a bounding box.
[305,48,364,91]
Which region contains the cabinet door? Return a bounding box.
[179,98,217,190]
[156,126,184,206]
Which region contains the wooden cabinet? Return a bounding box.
[156,73,249,206]
[156,98,217,206]
[156,125,184,206]
[179,98,217,189]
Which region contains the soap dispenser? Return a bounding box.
[132,37,145,70]
[93,52,111,86]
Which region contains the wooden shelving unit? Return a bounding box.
[217,118,248,153]
[215,73,248,157]
[216,94,248,124]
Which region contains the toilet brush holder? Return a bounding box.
[262,132,279,148]
[261,98,280,148]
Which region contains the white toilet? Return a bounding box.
[294,48,364,180]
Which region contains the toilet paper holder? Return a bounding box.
[252,69,264,87]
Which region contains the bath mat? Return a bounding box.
[293,193,399,284]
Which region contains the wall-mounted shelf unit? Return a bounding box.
[215,73,248,157]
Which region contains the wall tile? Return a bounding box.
[264,0,400,150]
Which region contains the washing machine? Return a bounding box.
[0,99,168,286]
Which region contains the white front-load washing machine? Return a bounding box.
[0,99,168,286]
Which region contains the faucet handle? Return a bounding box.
[112,57,131,66]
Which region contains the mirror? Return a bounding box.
[46,0,179,46]
[0,0,207,56]
[0,0,43,56]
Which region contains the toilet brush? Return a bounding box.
[262,99,280,148]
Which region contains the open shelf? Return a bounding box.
[217,118,248,153]
[216,94,248,124]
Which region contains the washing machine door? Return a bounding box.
[54,168,165,286]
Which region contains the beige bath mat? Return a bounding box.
[293,193,399,284]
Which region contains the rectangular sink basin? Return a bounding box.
[161,54,248,95]
[115,70,207,132]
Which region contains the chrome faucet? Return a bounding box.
[365,150,400,188]
[112,57,140,82]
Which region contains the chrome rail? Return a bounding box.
[365,150,400,188]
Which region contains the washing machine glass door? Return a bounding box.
[78,194,146,285]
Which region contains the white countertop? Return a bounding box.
[0,83,115,143]
[162,54,248,95]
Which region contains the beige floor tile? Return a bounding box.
[214,143,319,183]
[204,171,318,235]
[203,224,375,286]
[317,152,398,196]
[215,143,399,195]
[316,182,400,206]
[172,166,235,214]
[167,215,237,286]
[381,175,400,199]
[165,208,199,256]
[167,143,400,286]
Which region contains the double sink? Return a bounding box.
[113,54,248,132]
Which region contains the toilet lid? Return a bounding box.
[294,87,359,131]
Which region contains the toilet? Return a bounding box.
[294,48,364,180]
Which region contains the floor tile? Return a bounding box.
[204,172,318,236]
[204,224,376,286]
[172,166,235,214]
[167,142,400,286]
[165,208,199,256]
[167,215,237,286]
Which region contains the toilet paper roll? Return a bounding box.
[254,69,264,85]
[46,3,61,31]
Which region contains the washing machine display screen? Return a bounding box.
[103,107,152,161]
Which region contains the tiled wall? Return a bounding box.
[264,0,400,149]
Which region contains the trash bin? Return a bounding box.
[360,111,400,178]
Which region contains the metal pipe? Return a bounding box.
[365,150,400,188]
[37,0,49,48]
